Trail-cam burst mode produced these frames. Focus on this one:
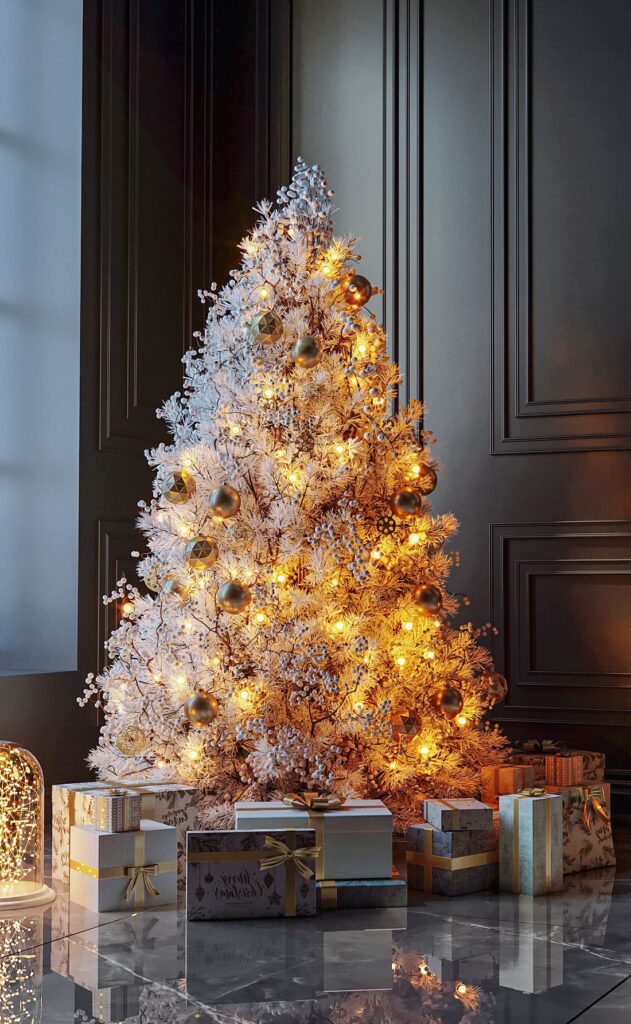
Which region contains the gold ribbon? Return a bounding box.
[578,785,610,831]
[516,740,565,754]
[282,791,345,811]
[124,864,161,903]
[406,828,498,894]
[318,879,338,910]
[511,790,552,894]
[188,832,320,917]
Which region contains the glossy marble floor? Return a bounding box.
[6,836,631,1023]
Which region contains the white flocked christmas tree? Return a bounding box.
[82,160,509,830]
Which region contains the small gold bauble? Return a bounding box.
[209,484,241,519]
[390,710,421,741]
[249,310,283,345]
[184,691,220,726]
[291,334,322,368]
[344,274,372,308]
[431,684,463,721]
[115,725,147,756]
[412,583,443,616]
[161,470,196,504]
[162,576,191,603]
[417,465,438,495]
[217,580,252,614]
[185,536,218,570]
[484,671,508,704]
[390,487,423,518]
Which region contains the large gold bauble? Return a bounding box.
[209,484,241,519]
[115,725,147,757]
[344,274,372,308]
[185,536,218,570]
[291,334,322,368]
[161,470,196,504]
[390,487,422,518]
[217,580,252,614]
[390,710,421,741]
[431,684,463,721]
[412,583,443,616]
[484,671,508,704]
[162,576,191,603]
[184,691,219,726]
[417,465,438,495]
[249,310,283,345]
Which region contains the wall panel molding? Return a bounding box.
[491,0,631,454]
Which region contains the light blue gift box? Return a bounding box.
[499,792,563,896]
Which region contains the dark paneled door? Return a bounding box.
[423,0,631,790]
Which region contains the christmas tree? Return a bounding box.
[82,159,509,829]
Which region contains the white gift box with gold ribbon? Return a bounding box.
[234,798,392,880]
[69,820,177,912]
[52,781,198,889]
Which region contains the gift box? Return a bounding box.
[544,753,584,787]
[234,798,392,880]
[317,869,406,910]
[499,896,563,993]
[546,783,615,875]
[74,983,140,1024]
[422,797,493,832]
[423,953,495,983]
[186,829,318,920]
[69,820,177,912]
[406,823,499,896]
[510,747,605,786]
[92,787,141,832]
[499,791,563,895]
[52,780,198,889]
[562,866,615,945]
[480,763,535,803]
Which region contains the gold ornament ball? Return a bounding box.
[115,725,147,757]
[162,576,191,603]
[390,710,421,741]
[161,470,196,504]
[485,671,508,704]
[291,334,322,368]
[185,536,218,570]
[417,465,438,495]
[412,583,443,616]
[217,580,252,614]
[249,310,283,345]
[185,691,220,726]
[390,487,423,519]
[431,684,464,721]
[209,483,241,519]
[344,274,372,308]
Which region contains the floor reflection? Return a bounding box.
[5,861,631,1022]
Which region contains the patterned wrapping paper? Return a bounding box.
[93,789,141,832]
[422,797,493,832]
[510,748,606,786]
[546,783,615,875]
[69,820,178,913]
[544,754,584,787]
[186,829,318,920]
[234,798,392,880]
[52,781,198,890]
[480,764,535,803]
[561,866,615,945]
[317,869,406,910]
[406,822,499,896]
[498,792,563,896]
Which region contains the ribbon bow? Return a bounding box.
[124,864,160,904]
[517,787,546,798]
[516,739,565,754]
[282,790,345,811]
[258,835,321,881]
[578,786,610,831]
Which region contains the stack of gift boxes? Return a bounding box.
[406,798,499,896]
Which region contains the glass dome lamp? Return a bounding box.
[0,742,54,909]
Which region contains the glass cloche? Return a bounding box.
[0,742,55,908]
